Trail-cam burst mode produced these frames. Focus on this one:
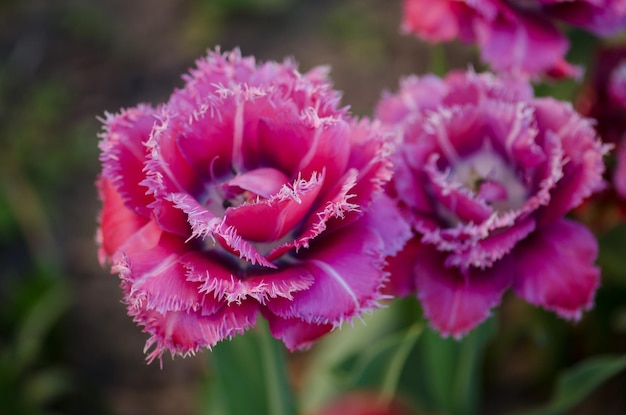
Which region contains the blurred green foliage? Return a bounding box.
[0,1,625,415]
[0,271,72,415]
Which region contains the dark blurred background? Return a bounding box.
[1,1,624,414]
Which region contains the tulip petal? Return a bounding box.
[267,224,386,326]
[170,192,275,268]
[262,310,333,351]
[99,105,155,217]
[474,7,570,76]
[224,172,324,243]
[114,232,213,316]
[415,243,512,338]
[183,251,314,305]
[97,177,149,262]
[532,98,608,224]
[383,237,421,297]
[512,219,599,320]
[136,300,258,364]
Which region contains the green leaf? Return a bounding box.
[511,355,626,415]
[22,367,72,406]
[14,278,71,372]
[305,299,495,415]
[299,298,414,412]
[205,319,296,415]
[404,317,497,415]
[338,322,423,393]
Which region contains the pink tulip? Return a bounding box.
[96,48,410,362]
[377,70,608,337]
[402,0,626,77]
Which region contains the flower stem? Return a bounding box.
[429,44,448,77]
[257,319,296,415]
[207,320,296,415]
[377,322,424,407]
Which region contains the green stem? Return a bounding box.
[453,332,479,415]
[429,44,448,77]
[378,322,424,406]
[257,320,295,415]
[207,321,295,415]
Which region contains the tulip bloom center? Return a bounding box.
[202,166,290,217]
[451,148,526,213]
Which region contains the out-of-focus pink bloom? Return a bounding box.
[307,391,417,415]
[376,70,608,337]
[402,0,626,78]
[578,45,626,198]
[96,48,410,361]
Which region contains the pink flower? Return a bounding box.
[402,0,626,77]
[578,45,626,198]
[307,391,416,415]
[96,48,410,361]
[376,70,608,337]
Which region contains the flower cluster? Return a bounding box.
[376,70,608,337]
[402,0,626,77]
[96,48,410,361]
[97,43,612,357]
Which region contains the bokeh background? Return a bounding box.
[1,1,625,414]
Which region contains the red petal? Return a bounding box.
[97,177,149,262]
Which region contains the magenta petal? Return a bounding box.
[474,7,569,75]
[176,108,235,179]
[170,193,275,268]
[142,112,203,199]
[176,96,267,178]
[297,120,352,195]
[375,75,447,125]
[345,119,395,208]
[262,309,333,351]
[532,98,608,224]
[545,2,626,36]
[512,219,599,320]
[445,217,537,269]
[99,105,155,217]
[415,244,512,338]
[150,198,192,237]
[256,111,315,176]
[183,251,314,304]
[137,300,258,363]
[384,237,421,297]
[266,224,386,326]
[268,168,360,260]
[115,232,208,315]
[360,194,412,257]
[225,172,324,242]
[226,167,290,198]
[423,154,493,224]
